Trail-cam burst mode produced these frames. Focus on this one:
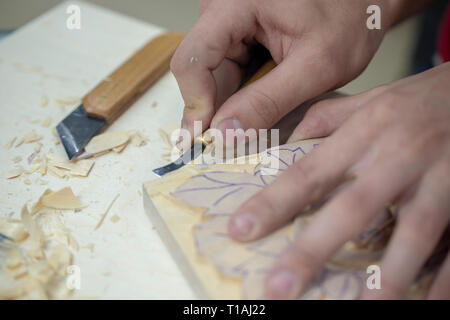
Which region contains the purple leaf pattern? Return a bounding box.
[171,140,391,299]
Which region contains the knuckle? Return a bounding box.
[288,243,323,277]
[170,52,185,76]
[363,93,398,130]
[289,160,322,202]
[246,89,282,127]
[399,203,444,244]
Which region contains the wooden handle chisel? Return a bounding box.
[152,59,277,176]
[56,32,185,160]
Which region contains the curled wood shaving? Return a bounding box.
[4,137,17,150]
[0,218,28,242]
[0,193,78,299]
[21,205,43,245]
[85,131,130,155]
[4,168,23,179]
[95,194,120,230]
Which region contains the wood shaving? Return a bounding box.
[158,128,172,148]
[85,131,130,155]
[110,215,120,223]
[131,131,148,147]
[0,218,28,242]
[0,231,75,298]
[41,95,49,107]
[34,143,42,153]
[112,142,128,153]
[13,156,22,163]
[48,157,94,177]
[31,189,52,215]
[48,165,66,178]
[55,96,81,106]
[16,132,42,147]
[21,205,43,245]
[40,157,47,176]
[41,187,85,210]
[24,179,31,185]
[4,168,23,179]
[25,164,40,174]
[41,117,51,128]
[5,137,17,150]
[95,194,120,230]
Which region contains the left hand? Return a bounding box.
[228,62,450,299]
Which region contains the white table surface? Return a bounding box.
[0,0,195,299]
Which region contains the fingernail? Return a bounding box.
[267,270,298,298]
[216,118,244,146]
[231,213,255,236]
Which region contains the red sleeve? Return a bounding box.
[438,3,450,62]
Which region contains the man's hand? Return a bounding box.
[171,0,393,149]
[228,62,450,299]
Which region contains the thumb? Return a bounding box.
[210,49,340,146]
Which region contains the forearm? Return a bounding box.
[388,0,436,26]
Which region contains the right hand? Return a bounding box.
[171,0,392,149]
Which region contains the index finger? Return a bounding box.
[170,1,256,147]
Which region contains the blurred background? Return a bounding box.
[0,0,446,95]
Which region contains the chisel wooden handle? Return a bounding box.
[83,32,185,122]
[241,59,276,87]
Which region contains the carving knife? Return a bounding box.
[56,32,185,160]
[153,59,277,176]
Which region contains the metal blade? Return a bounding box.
[153,141,206,176]
[56,105,106,160]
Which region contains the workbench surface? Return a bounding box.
[0,0,195,299]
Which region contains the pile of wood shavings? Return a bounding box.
[3,131,148,181]
[0,187,83,299]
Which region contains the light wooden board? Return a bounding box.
[143,139,436,300]
[0,0,195,299]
